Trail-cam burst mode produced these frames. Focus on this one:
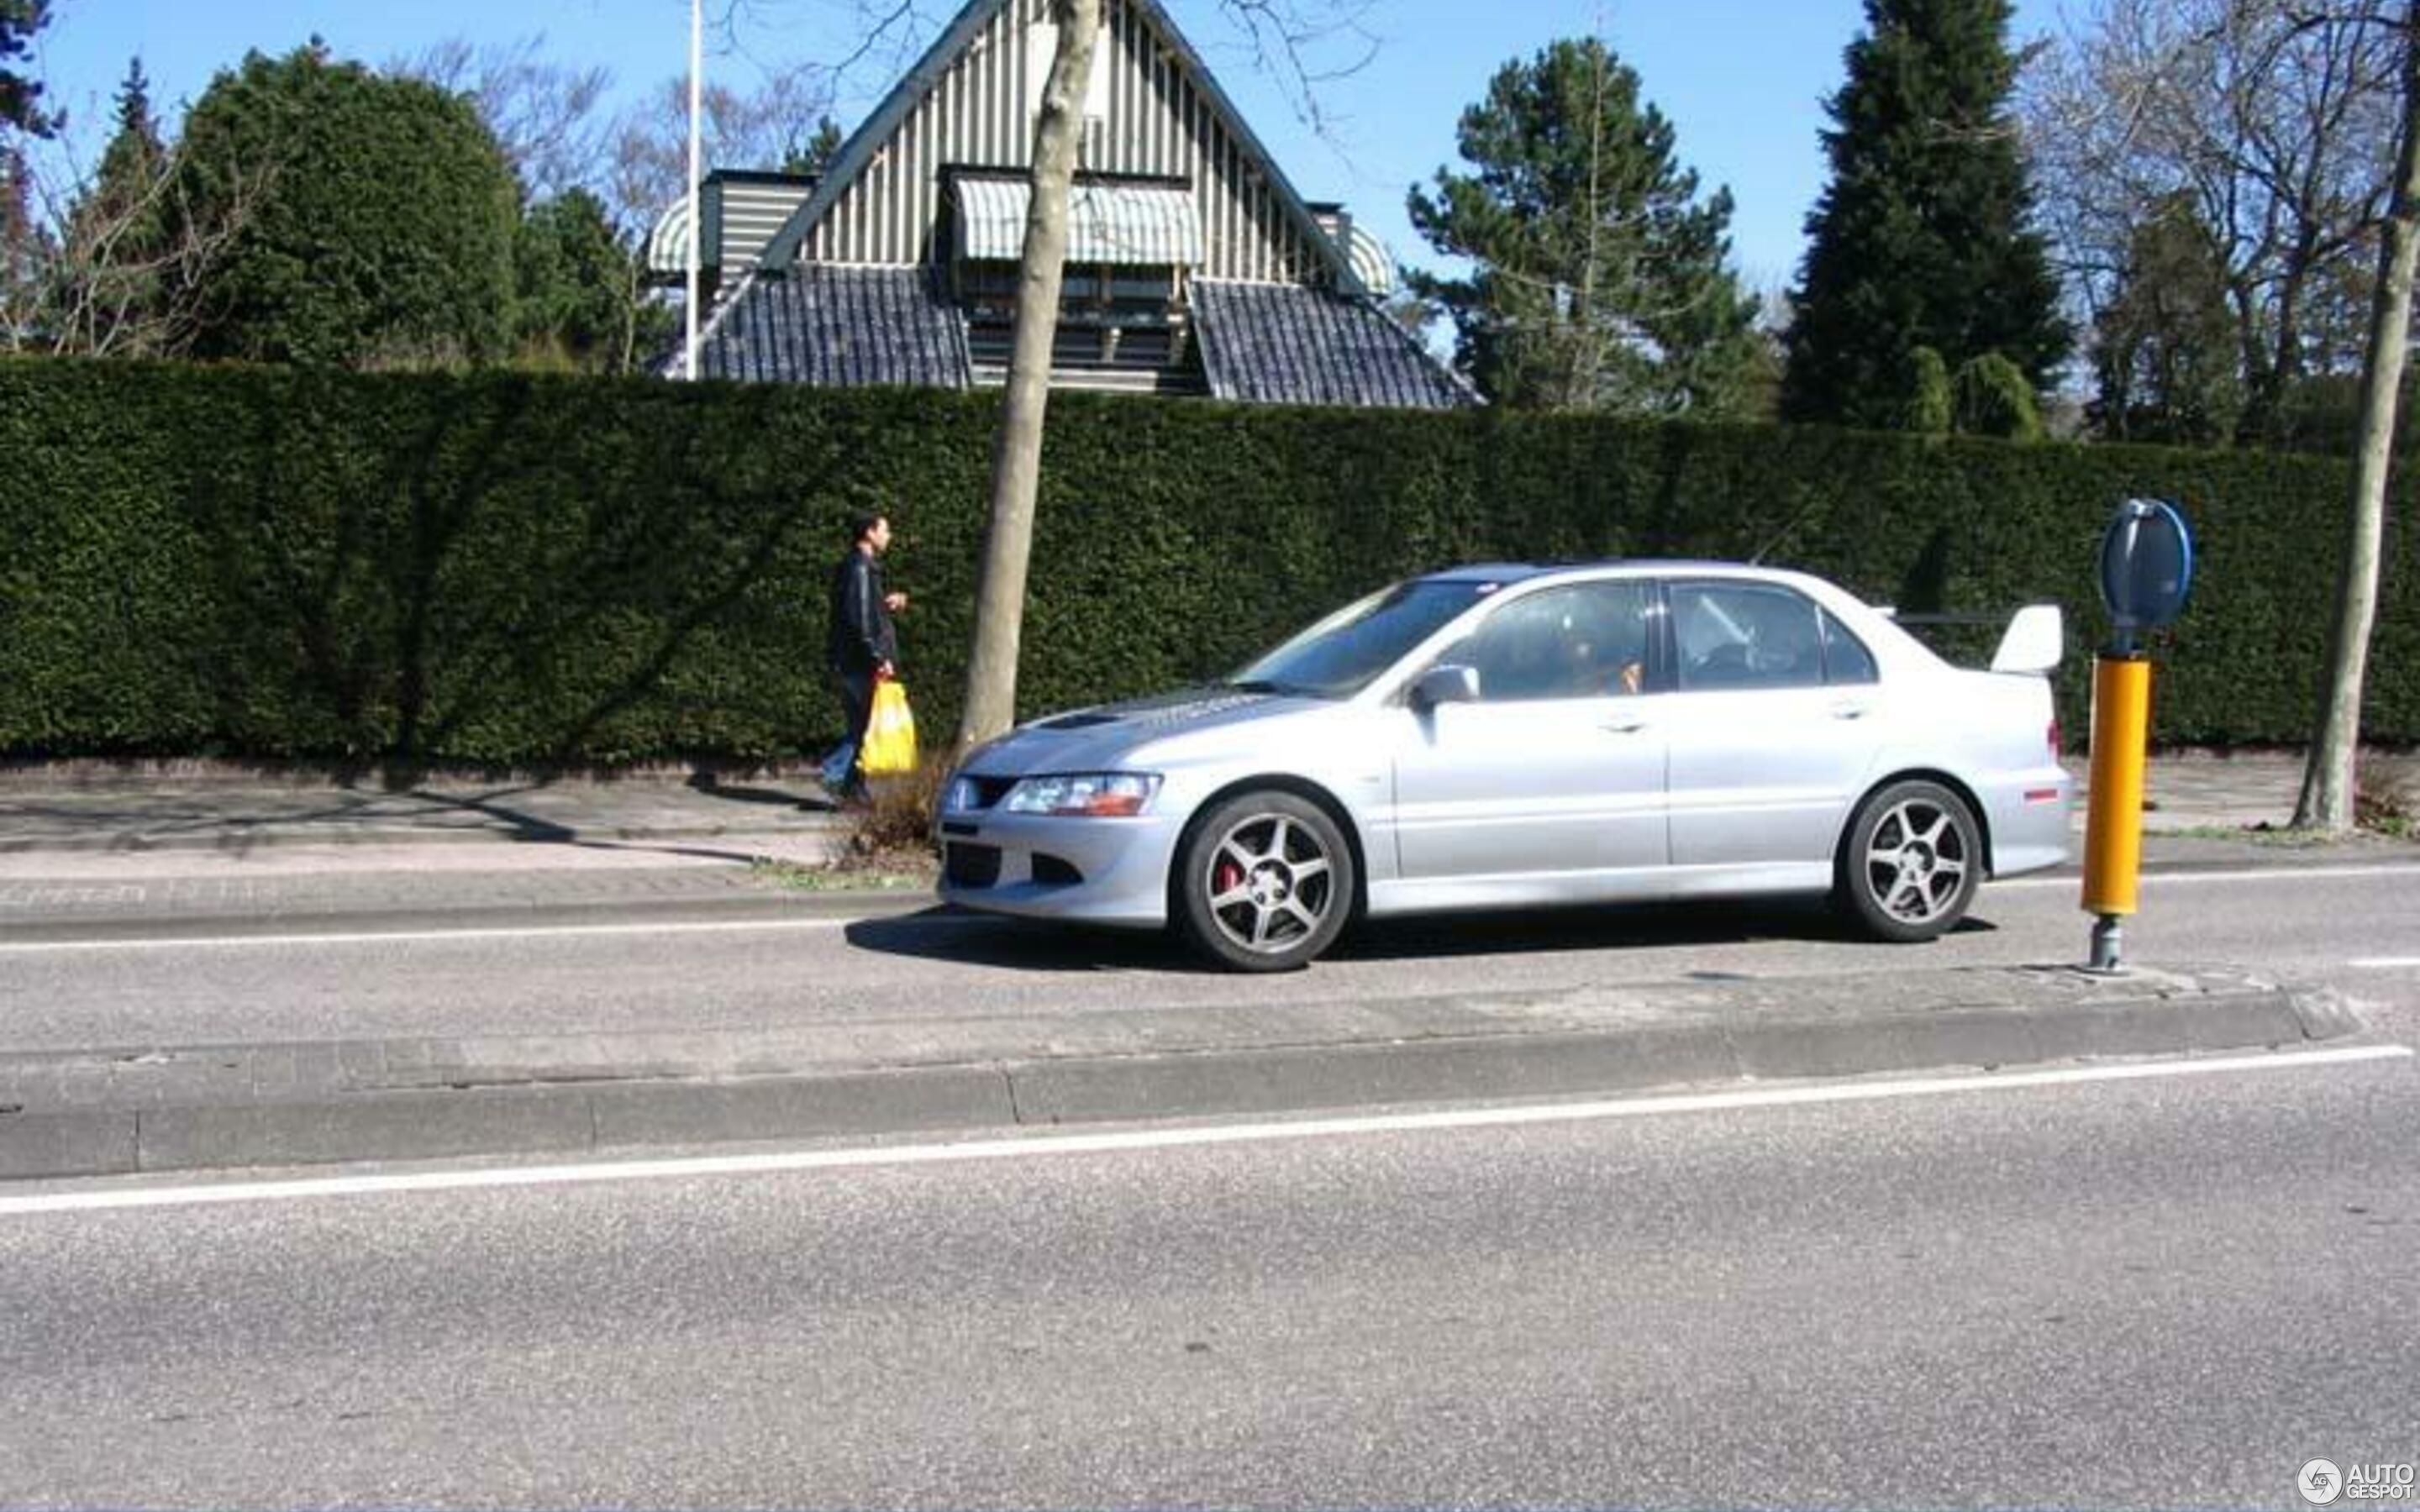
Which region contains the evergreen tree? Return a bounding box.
[171,43,520,368]
[2091,192,2244,446]
[1904,346,1954,433]
[782,117,844,178]
[1952,352,2044,440]
[513,187,639,371]
[0,141,42,344]
[0,0,56,139]
[76,61,169,281]
[1407,38,1762,417]
[1781,0,2070,429]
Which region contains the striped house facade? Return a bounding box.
[788,0,1334,285]
[662,0,1469,408]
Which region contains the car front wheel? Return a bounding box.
[1836,779,1982,942]
[1175,790,1355,972]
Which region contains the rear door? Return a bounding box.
[1660,579,1888,872]
[1390,580,1670,883]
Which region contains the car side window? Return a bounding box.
[1820,609,1879,685]
[1672,582,1826,692]
[1453,583,1654,703]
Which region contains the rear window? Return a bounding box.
[1820,609,1879,685]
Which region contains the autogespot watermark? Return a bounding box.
[2302,1459,2418,1504]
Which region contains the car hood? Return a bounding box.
[960,685,1328,775]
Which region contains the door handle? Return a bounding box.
[1831,701,1872,721]
[1600,717,1651,735]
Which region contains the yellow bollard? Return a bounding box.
[2081,654,2152,966]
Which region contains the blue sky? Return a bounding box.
[26,0,2068,295]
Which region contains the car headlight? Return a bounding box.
[1001,773,1161,817]
[945,776,982,813]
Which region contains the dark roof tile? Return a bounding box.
[1192,280,1474,411]
[699,265,971,388]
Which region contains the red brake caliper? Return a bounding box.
[1214,858,1244,897]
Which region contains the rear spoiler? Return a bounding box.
[1874,604,2065,675]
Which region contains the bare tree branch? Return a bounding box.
[2020,0,2401,429]
[389,34,614,201]
[1,135,271,360]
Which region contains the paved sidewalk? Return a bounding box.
[0,748,2375,860]
[0,764,850,856]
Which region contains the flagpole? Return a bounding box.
[684,0,703,380]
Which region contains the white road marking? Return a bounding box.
[2350,958,2420,969]
[1,1044,2406,1219]
[0,913,980,953]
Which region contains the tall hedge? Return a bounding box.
[2,355,2412,764]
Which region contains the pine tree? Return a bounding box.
[82,60,169,261]
[782,118,844,178]
[0,0,57,139]
[1781,0,2070,429]
[2091,192,2243,445]
[0,140,42,344]
[1407,38,1762,417]
[51,58,175,354]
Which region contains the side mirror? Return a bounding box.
[1411,664,1481,711]
[1991,605,2065,675]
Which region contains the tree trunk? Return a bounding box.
[2295,4,2420,831]
[954,0,1101,755]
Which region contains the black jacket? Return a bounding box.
[828,549,899,674]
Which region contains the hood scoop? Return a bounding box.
[1036,712,1121,731]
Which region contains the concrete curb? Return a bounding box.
[0,964,2362,1183]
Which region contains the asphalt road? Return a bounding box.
[3,860,2417,1052]
[2,1042,2412,1509]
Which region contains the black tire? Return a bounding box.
[1834,779,1982,942]
[1174,790,1355,972]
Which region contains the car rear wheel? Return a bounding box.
[1836,779,1981,942]
[1176,791,1355,972]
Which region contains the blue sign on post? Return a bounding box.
[2098,498,2194,650]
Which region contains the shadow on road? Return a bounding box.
[843,898,2001,974]
[684,771,837,812]
[843,911,1175,972]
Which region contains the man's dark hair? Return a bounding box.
[846,511,887,544]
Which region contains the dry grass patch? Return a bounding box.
[2355,752,2419,838]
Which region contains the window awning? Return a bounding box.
[955,176,1203,266]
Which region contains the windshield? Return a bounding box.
[1228,580,1493,698]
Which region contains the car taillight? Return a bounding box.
[2048,717,2063,759]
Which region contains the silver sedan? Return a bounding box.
[939,561,2072,971]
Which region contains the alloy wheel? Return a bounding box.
[1202,811,1338,956]
[1860,796,1972,927]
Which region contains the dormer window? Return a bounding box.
[946,170,1206,391]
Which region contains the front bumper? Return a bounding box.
[936,808,1186,927]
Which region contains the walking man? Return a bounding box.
[824,511,908,800]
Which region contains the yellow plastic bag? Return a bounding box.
[860,679,918,777]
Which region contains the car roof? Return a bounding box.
[1418,559,1785,585]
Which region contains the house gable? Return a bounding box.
[755,0,1360,291]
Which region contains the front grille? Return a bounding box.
[944,843,1002,888]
